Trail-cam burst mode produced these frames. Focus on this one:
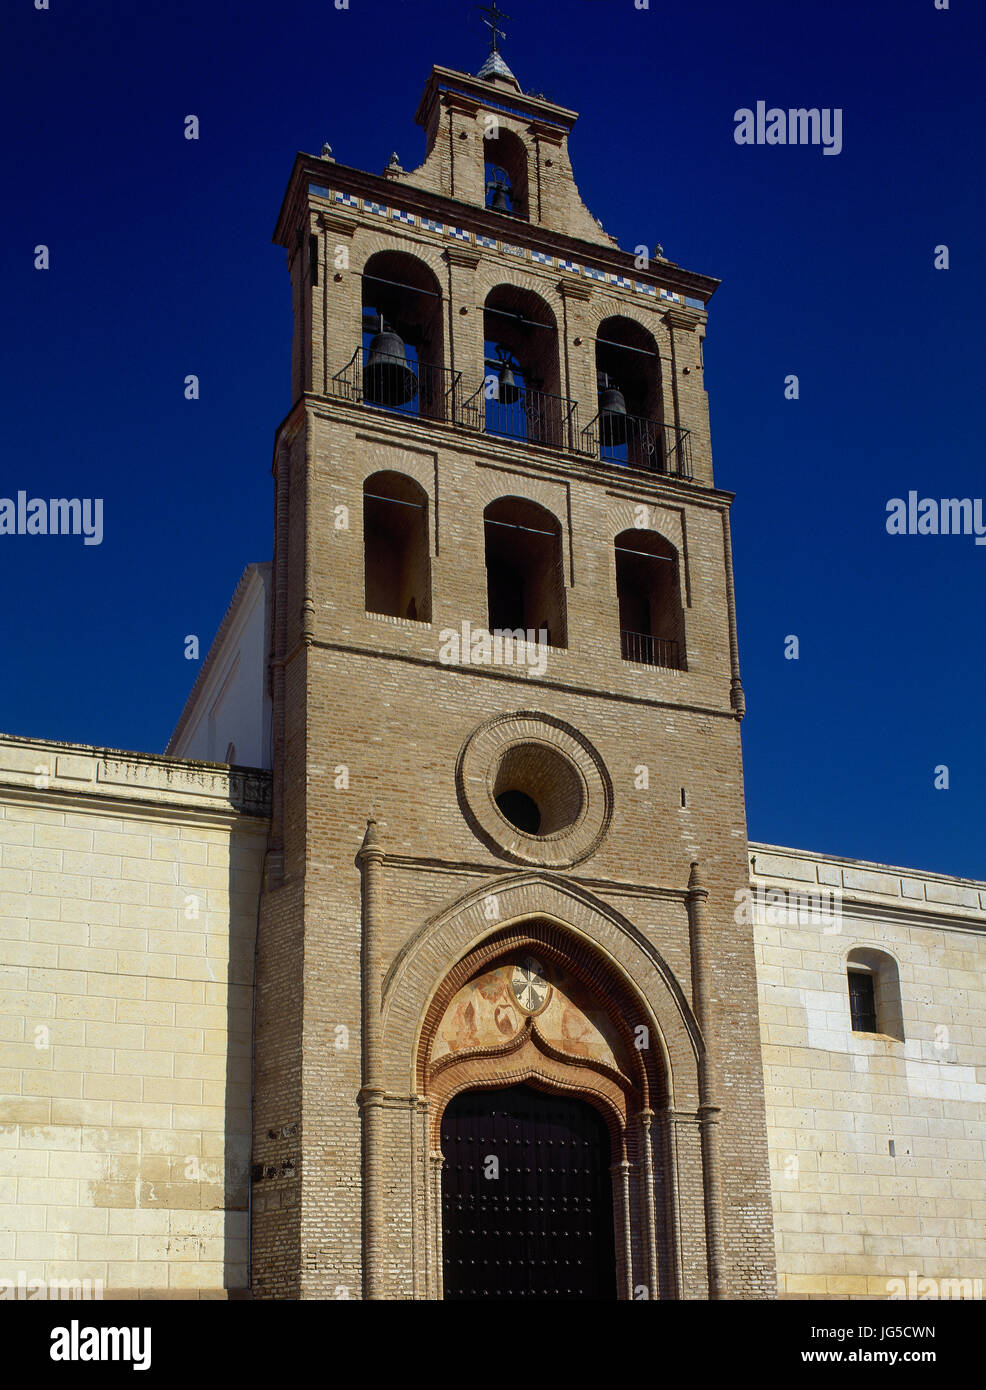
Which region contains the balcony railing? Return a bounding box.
[621,630,682,670]
[460,381,581,451]
[330,347,462,424]
[582,412,693,478]
[327,352,695,478]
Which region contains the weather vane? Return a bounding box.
[477,2,511,55]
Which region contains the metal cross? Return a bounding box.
[477,2,511,54]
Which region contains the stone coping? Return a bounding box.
[0,733,271,820]
[749,841,986,920]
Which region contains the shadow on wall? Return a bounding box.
[220,777,266,1296]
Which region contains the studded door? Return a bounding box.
[440,1084,617,1300]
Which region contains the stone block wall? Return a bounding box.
[752,843,986,1300]
[0,735,269,1297]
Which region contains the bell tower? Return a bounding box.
[252,38,777,1300]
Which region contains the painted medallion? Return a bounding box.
[511,955,550,1014]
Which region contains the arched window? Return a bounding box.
[593,317,675,472]
[363,471,432,622]
[846,948,904,1040]
[478,285,565,448]
[359,251,445,420]
[483,128,529,219]
[484,496,567,648]
[614,528,684,669]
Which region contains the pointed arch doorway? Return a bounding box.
[383,883,715,1300]
[416,920,670,1300]
[440,1083,618,1301]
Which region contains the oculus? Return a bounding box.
[456,710,613,867]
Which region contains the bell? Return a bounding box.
[497,359,522,405]
[489,183,512,214]
[363,325,418,406]
[597,372,628,446]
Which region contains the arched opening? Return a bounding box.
[363,471,432,621]
[614,528,685,669]
[415,919,669,1301]
[359,251,446,420]
[484,497,567,647]
[593,316,673,471]
[479,285,566,448]
[847,947,904,1041]
[483,128,529,219]
[440,1083,617,1300]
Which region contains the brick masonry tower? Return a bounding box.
[252,41,777,1300]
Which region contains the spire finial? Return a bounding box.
[475,2,519,85]
[358,817,384,860]
[477,1,511,55]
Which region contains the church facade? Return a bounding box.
[1,51,983,1302]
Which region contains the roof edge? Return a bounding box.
[166,563,272,756]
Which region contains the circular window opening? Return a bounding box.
[492,742,584,837]
[495,789,542,834]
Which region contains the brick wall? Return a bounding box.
[257,59,774,1300]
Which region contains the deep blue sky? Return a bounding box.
[2,0,983,879]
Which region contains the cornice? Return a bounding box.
[750,878,986,937]
[415,65,578,133]
[274,156,720,303]
[307,635,737,723]
[303,391,731,508]
[0,733,272,820]
[381,852,690,902]
[0,781,271,828]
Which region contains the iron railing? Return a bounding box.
[582,413,693,478]
[329,352,695,477]
[330,347,462,424]
[620,630,682,670]
[460,381,581,451]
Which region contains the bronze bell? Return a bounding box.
[487,166,513,214]
[597,371,628,446]
[496,354,522,405]
[363,321,418,406]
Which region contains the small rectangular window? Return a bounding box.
[848,970,877,1033]
[309,235,319,286]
